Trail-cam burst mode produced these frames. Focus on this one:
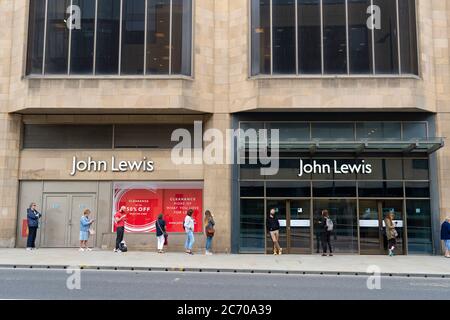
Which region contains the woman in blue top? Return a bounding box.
[79,209,95,252]
[441,217,450,258]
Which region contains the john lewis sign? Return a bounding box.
[298,159,373,177]
[70,156,154,176]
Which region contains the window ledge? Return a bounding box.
[24,74,194,81]
[249,74,421,80]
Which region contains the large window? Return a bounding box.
[251,0,418,76]
[22,123,195,149]
[26,0,192,76]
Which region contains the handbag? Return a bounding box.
[393,229,399,238]
[206,226,215,237]
[88,228,96,235]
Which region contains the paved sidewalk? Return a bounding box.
[0,249,449,277]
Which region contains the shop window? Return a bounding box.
[121,0,146,75]
[356,122,402,140]
[272,0,296,74]
[399,0,418,75]
[298,0,321,74]
[96,0,121,74]
[114,124,195,148]
[267,181,311,197]
[373,0,399,74]
[348,0,373,74]
[70,0,95,74]
[240,163,264,180]
[45,0,70,74]
[171,0,193,75]
[26,0,193,76]
[266,158,311,180]
[404,159,429,180]
[251,0,418,76]
[266,122,310,142]
[23,125,113,149]
[251,0,271,75]
[311,123,355,140]
[240,181,265,197]
[358,181,403,198]
[26,0,46,74]
[406,200,433,254]
[323,0,347,74]
[240,199,266,253]
[357,159,403,180]
[403,122,428,140]
[405,182,430,198]
[313,181,357,198]
[146,0,170,74]
[313,199,358,253]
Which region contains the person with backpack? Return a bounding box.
[114,206,127,253]
[385,212,398,256]
[267,208,282,255]
[155,213,167,254]
[204,210,215,255]
[441,217,450,258]
[26,202,41,251]
[319,209,333,256]
[184,209,195,255]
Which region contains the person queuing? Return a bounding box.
[267,208,282,255]
[155,213,167,254]
[114,206,127,253]
[385,212,398,257]
[204,210,215,255]
[440,217,450,258]
[26,203,41,251]
[79,209,95,252]
[184,209,195,255]
[319,209,333,257]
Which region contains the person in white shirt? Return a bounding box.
[184,209,195,255]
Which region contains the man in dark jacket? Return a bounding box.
[441,217,450,258]
[267,208,282,255]
[26,203,41,250]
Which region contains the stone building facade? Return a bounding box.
[0,0,448,254]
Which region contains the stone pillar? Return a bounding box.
[0,0,21,247]
[203,113,232,253]
[0,115,21,247]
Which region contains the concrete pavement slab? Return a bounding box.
[0,249,448,277]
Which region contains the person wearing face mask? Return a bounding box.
[26,203,41,251]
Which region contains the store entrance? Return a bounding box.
[359,200,404,255]
[266,199,311,254]
[41,193,96,248]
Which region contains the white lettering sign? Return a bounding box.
[298,159,373,177]
[70,156,154,176]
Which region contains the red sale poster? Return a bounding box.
[163,189,203,233]
[113,182,203,233]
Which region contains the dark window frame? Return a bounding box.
[250,0,419,77]
[26,0,193,77]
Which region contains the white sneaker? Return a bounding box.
[78,248,85,252]
[86,248,92,251]
[206,251,213,256]
[26,247,32,251]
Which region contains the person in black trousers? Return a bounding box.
[319,209,333,256]
[114,206,127,252]
[26,203,41,250]
[267,208,282,255]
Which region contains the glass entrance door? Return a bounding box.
[359,200,404,255]
[266,199,311,254]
